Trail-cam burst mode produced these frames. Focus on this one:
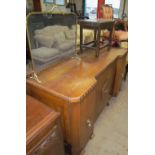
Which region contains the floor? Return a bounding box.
[82,79,128,155]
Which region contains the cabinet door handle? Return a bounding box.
[102,87,109,94]
[86,120,93,128]
[121,72,125,78]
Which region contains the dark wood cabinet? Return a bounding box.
[27,48,127,155]
[26,95,65,155]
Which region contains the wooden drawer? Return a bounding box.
[29,124,65,155]
[95,63,115,118]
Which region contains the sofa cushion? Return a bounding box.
[103,30,128,41]
[53,32,66,48]
[34,25,70,36]
[31,47,60,62]
[120,42,128,49]
[64,30,75,40]
[102,29,110,38]
[34,34,55,48]
[58,41,75,51]
[115,31,128,41]
[102,6,113,19]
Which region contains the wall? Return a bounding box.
[26,0,34,11]
[40,0,83,12]
[124,0,128,18]
[119,0,128,19]
[74,0,83,11]
[40,0,55,11]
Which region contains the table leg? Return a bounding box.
[94,29,97,47]
[124,64,128,81]
[80,26,83,53]
[108,25,113,51]
[96,28,101,57]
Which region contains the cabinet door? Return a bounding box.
[29,124,65,155]
[80,87,96,151]
[96,63,115,118]
[112,55,127,96]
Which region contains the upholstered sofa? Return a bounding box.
[31,25,76,71]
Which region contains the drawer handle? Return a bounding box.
[86,120,92,128]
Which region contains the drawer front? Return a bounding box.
[80,87,96,150]
[96,63,115,118]
[29,125,65,155]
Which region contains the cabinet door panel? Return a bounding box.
[96,63,115,118]
[112,55,127,96]
[29,125,65,155]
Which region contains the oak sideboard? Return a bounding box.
[27,48,127,155]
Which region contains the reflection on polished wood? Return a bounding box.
[27,47,127,155]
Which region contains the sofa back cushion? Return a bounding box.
[58,40,75,52]
[102,5,113,19]
[53,32,66,48]
[34,34,55,48]
[31,47,60,62]
[64,30,76,40]
[34,25,73,48]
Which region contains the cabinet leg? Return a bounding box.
[81,150,85,155]
[64,142,72,155]
[107,102,110,106]
[80,26,83,54]
[124,64,128,81]
[90,133,95,139]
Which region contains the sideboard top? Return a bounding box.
[27,48,127,101]
[26,95,59,142]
